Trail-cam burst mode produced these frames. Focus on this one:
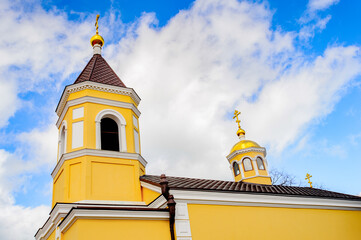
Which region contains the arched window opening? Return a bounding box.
[101,118,119,151]
[59,124,66,158]
[243,158,253,171]
[233,162,240,176]
[256,157,265,170]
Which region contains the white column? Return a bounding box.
[120,124,127,152]
[239,161,245,179]
[95,120,101,149]
[253,158,259,176]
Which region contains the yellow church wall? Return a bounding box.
[243,168,256,178]
[187,204,361,240]
[91,161,136,200]
[141,186,162,205]
[57,103,86,157]
[63,220,79,240]
[57,89,141,157]
[58,102,139,154]
[82,102,140,153]
[62,219,170,240]
[45,228,55,240]
[258,169,268,175]
[243,176,272,184]
[53,169,65,206]
[52,155,143,206]
[230,150,271,184]
[68,162,82,202]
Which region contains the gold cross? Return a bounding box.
[305,173,313,188]
[233,110,241,129]
[95,14,100,35]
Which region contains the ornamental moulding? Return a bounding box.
[56,81,141,117]
[226,147,267,160]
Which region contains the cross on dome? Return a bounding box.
[233,110,245,138]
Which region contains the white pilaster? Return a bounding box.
[175,203,192,240]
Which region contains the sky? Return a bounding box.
[0,0,361,239]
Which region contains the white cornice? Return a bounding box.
[170,190,361,211]
[52,149,147,178]
[35,204,73,240]
[56,81,141,117]
[59,208,169,233]
[56,96,141,128]
[140,181,162,193]
[226,147,267,160]
[75,200,146,205]
[35,202,162,240]
[148,195,168,209]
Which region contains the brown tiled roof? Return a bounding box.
[140,175,361,201]
[73,54,126,87]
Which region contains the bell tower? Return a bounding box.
[52,15,145,206]
[226,110,272,185]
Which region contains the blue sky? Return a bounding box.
[1,0,361,238]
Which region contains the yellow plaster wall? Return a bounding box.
[68,162,82,202]
[82,102,139,153]
[91,161,136,200]
[187,204,361,240]
[53,169,65,206]
[142,187,162,205]
[63,221,79,239]
[63,219,170,240]
[258,169,268,175]
[52,156,143,205]
[57,89,141,156]
[243,176,272,184]
[52,87,144,206]
[45,228,55,240]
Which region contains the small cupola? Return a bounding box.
[226,110,272,185]
[90,14,105,55]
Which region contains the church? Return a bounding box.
[35,16,361,240]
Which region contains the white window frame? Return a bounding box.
[243,158,253,172]
[58,120,67,160]
[256,157,265,170]
[95,109,127,152]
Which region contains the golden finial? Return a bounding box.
[305,173,313,188]
[90,14,105,47]
[233,110,245,137]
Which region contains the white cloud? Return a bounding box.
[0,0,360,239]
[107,0,361,179]
[299,0,340,41]
[0,0,96,129]
[308,0,340,12]
[0,204,49,240]
[299,15,331,40]
[0,124,57,240]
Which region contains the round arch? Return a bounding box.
[58,120,68,159]
[95,109,127,152]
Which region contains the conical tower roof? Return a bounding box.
[73,54,126,88]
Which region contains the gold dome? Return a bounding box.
[230,140,261,153]
[90,34,104,47]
